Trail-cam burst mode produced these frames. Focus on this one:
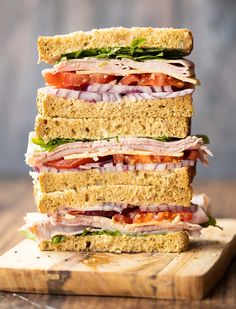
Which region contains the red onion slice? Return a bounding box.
[79,91,102,102]
[42,86,194,103]
[127,164,135,171]
[115,163,124,172]
[140,163,157,170]
[163,85,174,92]
[152,86,162,92]
[76,165,91,170]
[87,84,159,94]
[87,84,186,94]
[155,163,167,171]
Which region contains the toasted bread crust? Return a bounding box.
[39,231,189,253]
[38,27,193,64]
[35,167,195,193]
[37,89,193,119]
[35,115,191,142]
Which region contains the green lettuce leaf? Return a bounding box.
[50,230,167,241]
[21,230,36,241]
[59,38,184,62]
[49,231,123,243]
[201,216,223,230]
[77,229,123,237]
[151,135,170,142]
[31,137,83,152]
[196,134,210,144]
[51,235,66,244]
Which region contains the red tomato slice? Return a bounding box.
[119,73,184,88]
[154,211,192,222]
[184,150,200,161]
[112,214,133,224]
[179,212,193,222]
[113,154,182,164]
[115,211,193,224]
[133,212,154,223]
[44,156,112,170]
[44,72,185,88]
[118,74,141,85]
[44,72,117,89]
[44,158,95,169]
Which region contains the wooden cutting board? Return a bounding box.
[0,219,235,300]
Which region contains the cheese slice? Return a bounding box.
[64,150,184,160]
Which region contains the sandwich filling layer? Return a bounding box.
[21,194,215,241]
[26,134,212,171]
[43,58,198,98]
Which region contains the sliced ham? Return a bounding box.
[42,58,199,85]
[26,134,212,168]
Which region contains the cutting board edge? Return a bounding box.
[173,233,236,300]
[200,234,236,299]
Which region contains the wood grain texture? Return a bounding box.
[0,219,235,300]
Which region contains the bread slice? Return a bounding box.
[38,27,193,64]
[39,231,189,253]
[35,167,195,193]
[35,115,191,142]
[37,88,193,119]
[34,183,193,213]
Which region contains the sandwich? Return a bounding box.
[36,27,198,142]
[21,194,215,253]
[22,27,216,253]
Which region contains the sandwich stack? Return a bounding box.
[22,27,214,253]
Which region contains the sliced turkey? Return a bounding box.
[26,134,212,168]
[42,58,199,85]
